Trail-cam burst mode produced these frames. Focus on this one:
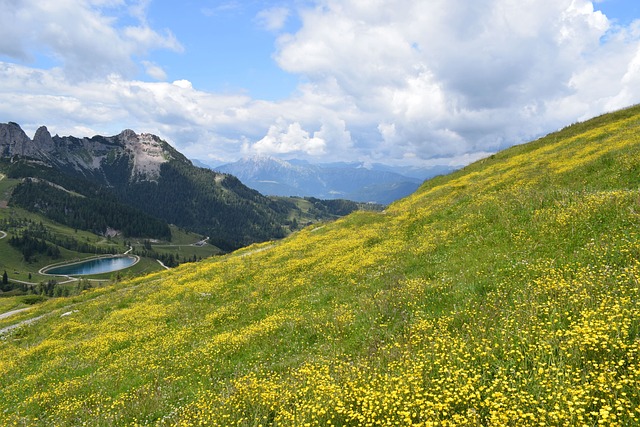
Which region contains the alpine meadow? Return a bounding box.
[2,105,640,426]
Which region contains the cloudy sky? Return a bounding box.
[1,0,640,168]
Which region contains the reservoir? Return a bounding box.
[44,256,137,276]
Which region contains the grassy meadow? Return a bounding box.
[1,106,640,426]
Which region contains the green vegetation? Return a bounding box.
[2,155,371,252]
[0,172,16,203]
[0,203,220,300]
[110,161,289,250]
[1,105,640,425]
[0,208,119,284]
[270,196,382,229]
[10,179,171,239]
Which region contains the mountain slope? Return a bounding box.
[215,156,425,204]
[2,106,640,425]
[0,125,309,250]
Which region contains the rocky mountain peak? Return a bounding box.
[123,132,169,181]
[118,129,138,141]
[0,122,178,184]
[0,122,39,158]
[33,126,53,148]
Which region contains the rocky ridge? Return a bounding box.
[0,122,178,184]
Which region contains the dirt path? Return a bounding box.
[0,308,47,336]
[0,313,46,335]
[237,244,276,258]
[0,307,29,320]
[0,276,152,336]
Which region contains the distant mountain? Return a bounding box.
[0,123,359,251]
[212,156,447,204]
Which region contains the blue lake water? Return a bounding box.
[45,256,137,276]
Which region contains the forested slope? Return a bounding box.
[112,160,289,250]
[10,178,171,239]
[0,125,333,250]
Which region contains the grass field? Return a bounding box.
[1,106,640,426]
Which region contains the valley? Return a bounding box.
[0,128,377,315]
[1,106,639,425]
[3,1,640,425]
[0,200,220,312]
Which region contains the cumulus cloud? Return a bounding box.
[0,63,256,158]
[0,0,182,80]
[252,119,326,156]
[1,0,640,168]
[270,0,640,164]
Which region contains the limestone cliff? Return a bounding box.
[0,122,185,185]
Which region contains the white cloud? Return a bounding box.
[123,25,182,53]
[127,0,151,22]
[201,2,241,17]
[0,0,182,81]
[270,0,640,163]
[1,0,640,169]
[252,119,326,156]
[256,7,290,32]
[142,61,167,81]
[172,79,193,90]
[0,63,256,156]
[314,117,352,151]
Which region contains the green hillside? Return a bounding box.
[2,105,640,425]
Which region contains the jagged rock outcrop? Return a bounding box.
[0,122,40,158]
[0,122,184,185]
[33,126,54,148]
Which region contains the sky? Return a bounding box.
[1,0,640,169]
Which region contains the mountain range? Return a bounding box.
[0,123,363,251]
[210,156,454,204]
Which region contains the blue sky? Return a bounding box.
[143,0,303,99]
[1,0,640,168]
[597,0,640,25]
